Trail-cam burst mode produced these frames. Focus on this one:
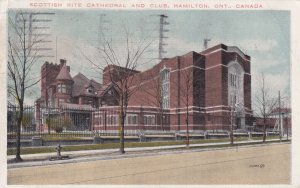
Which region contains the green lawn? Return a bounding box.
[7,135,284,156]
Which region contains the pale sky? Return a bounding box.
[8,10,291,107]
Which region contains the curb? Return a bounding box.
[7,139,290,169]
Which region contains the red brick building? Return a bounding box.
[38,44,252,132]
[93,43,252,131]
[40,59,102,108]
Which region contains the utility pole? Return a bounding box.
[87,13,110,51]
[278,91,282,141]
[158,14,169,60]
[97,14,110,48]
[15,12,55,59]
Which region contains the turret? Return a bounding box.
[54,60,74,106]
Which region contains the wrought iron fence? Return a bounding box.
[7,104,289,140]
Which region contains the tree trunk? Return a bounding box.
[186,118,189,148]
[186,107,189,148]
[15,104,23,162]
[119,107,125,154]
[48,124,51,134]
[160,108,164,131]
[230,109,234,145]
[263,118,267,142]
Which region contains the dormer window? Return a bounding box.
[87,86,94,93]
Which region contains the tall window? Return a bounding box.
[230,73,237,87]
[228,62,244,106]
[160,68,170,109]
[93,114,103,126]
[107,115,118,125]
[144,115,156,126]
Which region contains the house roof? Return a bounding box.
[56,65,73,81]
[270,107,291,114]
[97,84,114,97]
[59,102,95,111]
[72,73,102,97]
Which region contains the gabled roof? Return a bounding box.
[56,65,73,81]
[72,73,102,97]
[97,84,116,97]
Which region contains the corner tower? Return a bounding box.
[53,60,74,106]
[201,44,251,130]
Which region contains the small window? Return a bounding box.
[87,87,93,93]
[144,115,155,125]
[57,84,71,94]
[126,115,138,126]
[107,115,118,125]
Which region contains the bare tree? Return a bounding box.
[178,67,194,148]
[82,27,153,154]
[140,70,165,131]
[7,11,45,161]
[254,73,278,142]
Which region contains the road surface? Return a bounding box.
[8,143,290,185]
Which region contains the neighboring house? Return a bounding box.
[37,59,112,131]
[254,107,291,133]
[39,59,104,108]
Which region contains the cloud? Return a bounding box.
[166,36,279,59]
[206,38,278,54]
[164,35,290,111]
[239,39,278,52]
[166,34,203,57]
[251,55,289,72]
[252,71,290,99]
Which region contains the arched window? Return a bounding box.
[228,61,244,107]
[160,68,170,109]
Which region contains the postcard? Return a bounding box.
[0,0,300,187]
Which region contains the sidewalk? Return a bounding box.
[7,138,289,169]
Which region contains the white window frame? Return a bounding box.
[144,115,156,126]
[160,68,170,109]
[125,114,138,126]
[228,62,244,106]
[107,115,118,125]
[57,83,71,94]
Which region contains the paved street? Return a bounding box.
[7,143,290,185]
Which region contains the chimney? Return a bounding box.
[60,59,66,68]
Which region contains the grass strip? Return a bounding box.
[7,136,284,156]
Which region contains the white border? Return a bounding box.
[1,0,300,188]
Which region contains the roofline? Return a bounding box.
[200,43,250,60]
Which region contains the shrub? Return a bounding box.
[46,115,73,133]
